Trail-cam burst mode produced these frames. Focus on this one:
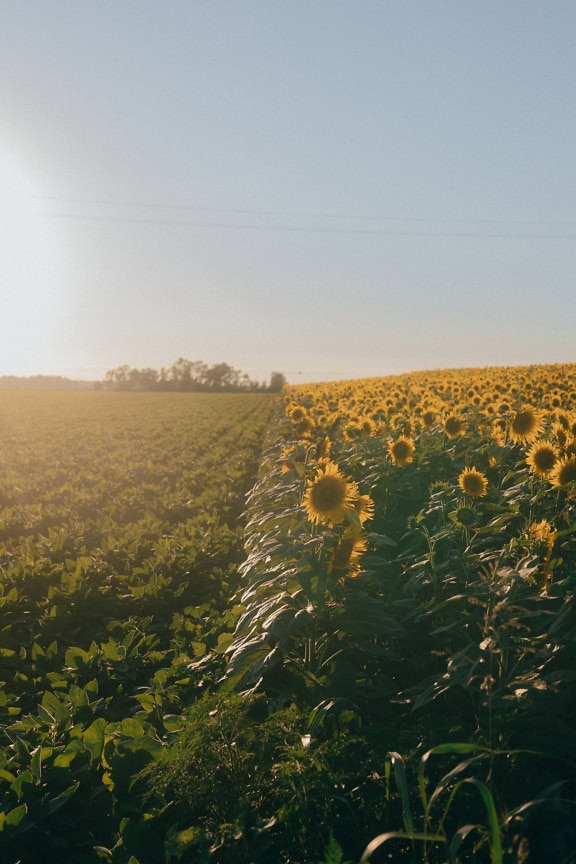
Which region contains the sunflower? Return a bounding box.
[327,527,368,576]
[550,456,576,488]
[458,466,488,498]
[553,423,568,448]
[302,461,358,526]
[359,416,377,436]
[353,493,375,525]
[525,441,558,477]
[293,416,315,438]
[443,414,466,438]
[279,445,297,474]
[509,406,543,445]
[287,404,307,422]
[343,422,360,441]
[317,436,332,460]
[422,410,436,429]
[528,518,556,548]
[388,436,415,466]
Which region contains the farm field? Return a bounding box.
[1,368,576,863]
[0,390,278,862]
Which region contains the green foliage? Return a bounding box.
[2,370,576,862]
[0,390,277,862]
[144,691,386,863]
[221,371,576,860]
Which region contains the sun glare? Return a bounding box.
[0,145,67,375]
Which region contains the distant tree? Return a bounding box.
[100,360,285,393]
[268,372,287,392]
[104,365,131,390]
[132,367,159,390]
[168,358,208,391]
[203,362,239,390]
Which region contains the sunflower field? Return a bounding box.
[1,367,576,864]
[220,363,576,863]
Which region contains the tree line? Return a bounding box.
[99,359,286,393]
[0,375,94,390]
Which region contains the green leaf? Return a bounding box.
[164,825,203,858]
[386,752,415,834]
[83,718,107,762]
[45,781,80,815]
[5,803,27,828]
[119,718,145,739]
[54,739,88,767]
[10,770,34,800]
[30,747,42,781]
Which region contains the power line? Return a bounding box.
[34,195,576,228]
[46,210,576,239]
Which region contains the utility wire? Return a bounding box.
[35,195,576,228]
[46,210,576,239]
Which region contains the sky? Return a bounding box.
[1,1,575,385]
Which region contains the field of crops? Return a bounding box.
[0,391,278,862]
[1,368,576,863]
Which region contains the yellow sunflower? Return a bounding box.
[358,416,377,436]
[422,410,436,430]
[279,445,297,474]
[327,527,368,576]
[458,466,488,498]
[509,406,543,445]
[317,436,332,460]
[353,493,375,525]
[550,456,576,488]
[287,404,307,422]
[343,422,360,441]
[553,423,568,448]
[443,414,466,439]
[388,436,415,466]
[293,416,315,438]
[302,460,359,526]
[528,519,557,549]
[525,441,558,477]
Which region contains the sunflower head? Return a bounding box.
[343,422,360,441]
[327,527,368,576]
[525,441,558,476]
[287,404,308,423]
[388,435,415,466]
[302,460,358,526]
[293,416,315,439]
[509,405,544,445]
[553,424,568,448]
[528,519,557,549]
[279,446,297,474]
[359,416,377,436]
[551,456,576,489]
[317,436,332,460]
[422,410,436,429]
[458,466,488,498]
[443,414,466,439]
[353,493,375,525]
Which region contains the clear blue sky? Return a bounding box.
[1,1,575,384]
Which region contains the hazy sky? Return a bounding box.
[1,1,575,384]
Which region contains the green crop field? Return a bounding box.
[0,390,278,863]
[1,371,576,864]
